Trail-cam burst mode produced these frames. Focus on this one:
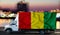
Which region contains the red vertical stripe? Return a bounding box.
[19,12,31,29]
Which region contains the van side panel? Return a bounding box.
[19,12,31,29]
[18,12,56,30]
[31,12,44,29]
[44,12,56,30]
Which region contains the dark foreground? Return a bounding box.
[0,31,60,35]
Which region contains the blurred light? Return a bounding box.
[53,10,56,12]
[50,10,54,12]
[0,19,11,27]
[56,9,60,12]
[56,21,60,29]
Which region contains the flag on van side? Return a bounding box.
[19,12,56,30]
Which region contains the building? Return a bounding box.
[17,0,29,12]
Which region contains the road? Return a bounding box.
[0,27,60,35]
[0,31,60,35]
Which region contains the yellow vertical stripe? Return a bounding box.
[31,12,44,29]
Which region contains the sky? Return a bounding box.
[0,0,60,11]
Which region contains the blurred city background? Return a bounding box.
[0,0,60,35]
[0,0,60,28]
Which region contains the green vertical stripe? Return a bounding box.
[44,12,56,30]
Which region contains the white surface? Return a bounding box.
[56,13,60,18]
[56,21,60,29]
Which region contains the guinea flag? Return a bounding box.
[19,12,56,30]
